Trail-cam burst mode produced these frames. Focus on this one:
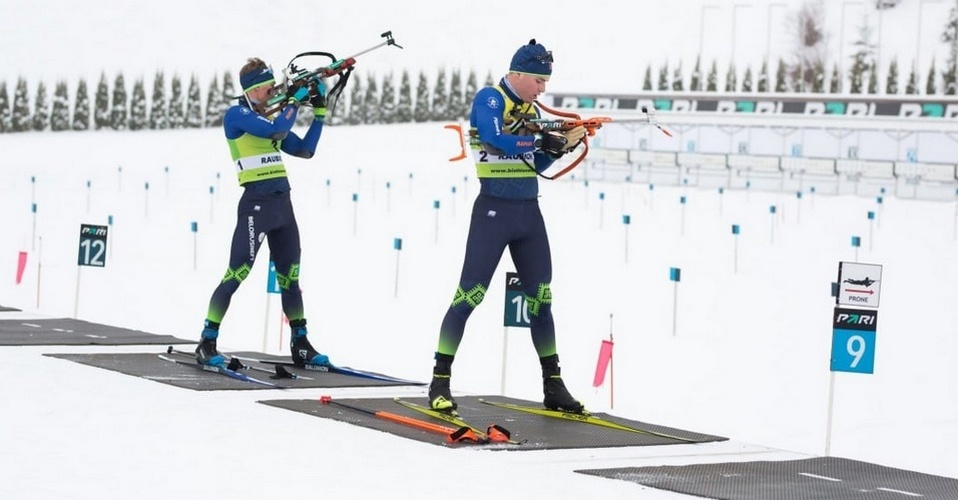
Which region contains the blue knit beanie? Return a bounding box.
[509,39,553,78]
[240,65,275,92]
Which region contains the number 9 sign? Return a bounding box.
[830,307,877,374]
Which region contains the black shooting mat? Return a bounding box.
[258,395,727,450]
[0,305,21,312]
[45,351,419,391]
[576,456,958,500]
[0,318,190,346]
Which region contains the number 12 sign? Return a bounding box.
[830,307,877,374]
[77,224,108,267]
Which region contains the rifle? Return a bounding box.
[262,31,403,116]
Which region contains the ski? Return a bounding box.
[231,354,422,385]
[166,347,310,380]
[478,399,700,443]
[158,354,286,389]
[393,398,524,445]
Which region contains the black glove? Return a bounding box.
[534,132,568,156]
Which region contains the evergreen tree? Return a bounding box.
[12,78,31,132]
[866,63,878,93]
[885,57,900,94]
[0,82,10,133]
[724,62,737,92]
[72,79,90,131]
[396,70,413,123]
[671,62,684,91]
[463,70,478,117]
[432,69,449,121]
[51,81,70,131]
[94,72,110,130]
[774,58,788,92]
[447,69,464,120]
[926,58,938,94]
[706,61,718,91]
[381,72,397,124]
[111,73,128,130]
[905,65,919,94]
[185,74,203,128]
[347,75,364,125]
[942,1,958,95]
[757,60,769,92]
[741,67,753,92]
[413,71,430,123]
[129,79,148,130]
[829,64,841,93]
[689,56,702,91]
[811,62,825,92]
[642,65,653,91]
[484,71,494,87]
[222,71,237,107]
[364,74,381,124]
[205,75,222,127]
[31,81,49,131]
[150,71,168,130]
[657,61,669,91]
[168,74,185,128]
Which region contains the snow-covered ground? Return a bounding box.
[1,121,957,499]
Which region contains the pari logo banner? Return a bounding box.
[551,94,958,118]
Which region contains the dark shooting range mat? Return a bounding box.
[0,305,21,312]
[0,318,190,346]
[258,395,727,450]
[45,351,420,391]
[576,456,958,500]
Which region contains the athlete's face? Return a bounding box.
[511,73,549,103]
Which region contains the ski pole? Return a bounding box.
[319,396,484,443]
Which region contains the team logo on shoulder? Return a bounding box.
[240,107,251,115]
[486,97,500,109]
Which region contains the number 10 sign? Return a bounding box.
[503,272,530,328]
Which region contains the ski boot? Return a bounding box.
[541,354,586,414]
[289,319,330,367]
[428,352,457,412]
[195,320,225,366]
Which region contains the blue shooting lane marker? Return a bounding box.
[717,186,724,215]
[164,166,170,198]
[679,195,687,236]
[796,191,803,224]
[117,165,123,193]
[433,199,440,244]
[393,237,403,298]
[209,186,215,223]
[86,180,92,214]
[769,204,777,244]
[143,181,150,217]
[352,193,359,237]
[325,179,331,207]
[731,224,740,273]
[669,267,681,337]
[598,192,605,229]
[191,221,198,270]
[851,235,861,262]
[649,183,655,211]
[622,214,631,264]
[867,211,876,251]
[385,181,392,212]
[31,203,38,250]
[450,185,457,219]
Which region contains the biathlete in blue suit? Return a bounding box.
[194,57,331,368]
[428,40,588,413]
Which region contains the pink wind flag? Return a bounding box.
[592,339,614,387]
[16,251,28,284]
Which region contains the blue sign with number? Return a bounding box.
[830,307,877,374]
[503,272,530,328]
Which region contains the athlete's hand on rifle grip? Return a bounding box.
[560,126,587,151]
[534,132,568,156]
[287,82,310,105]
